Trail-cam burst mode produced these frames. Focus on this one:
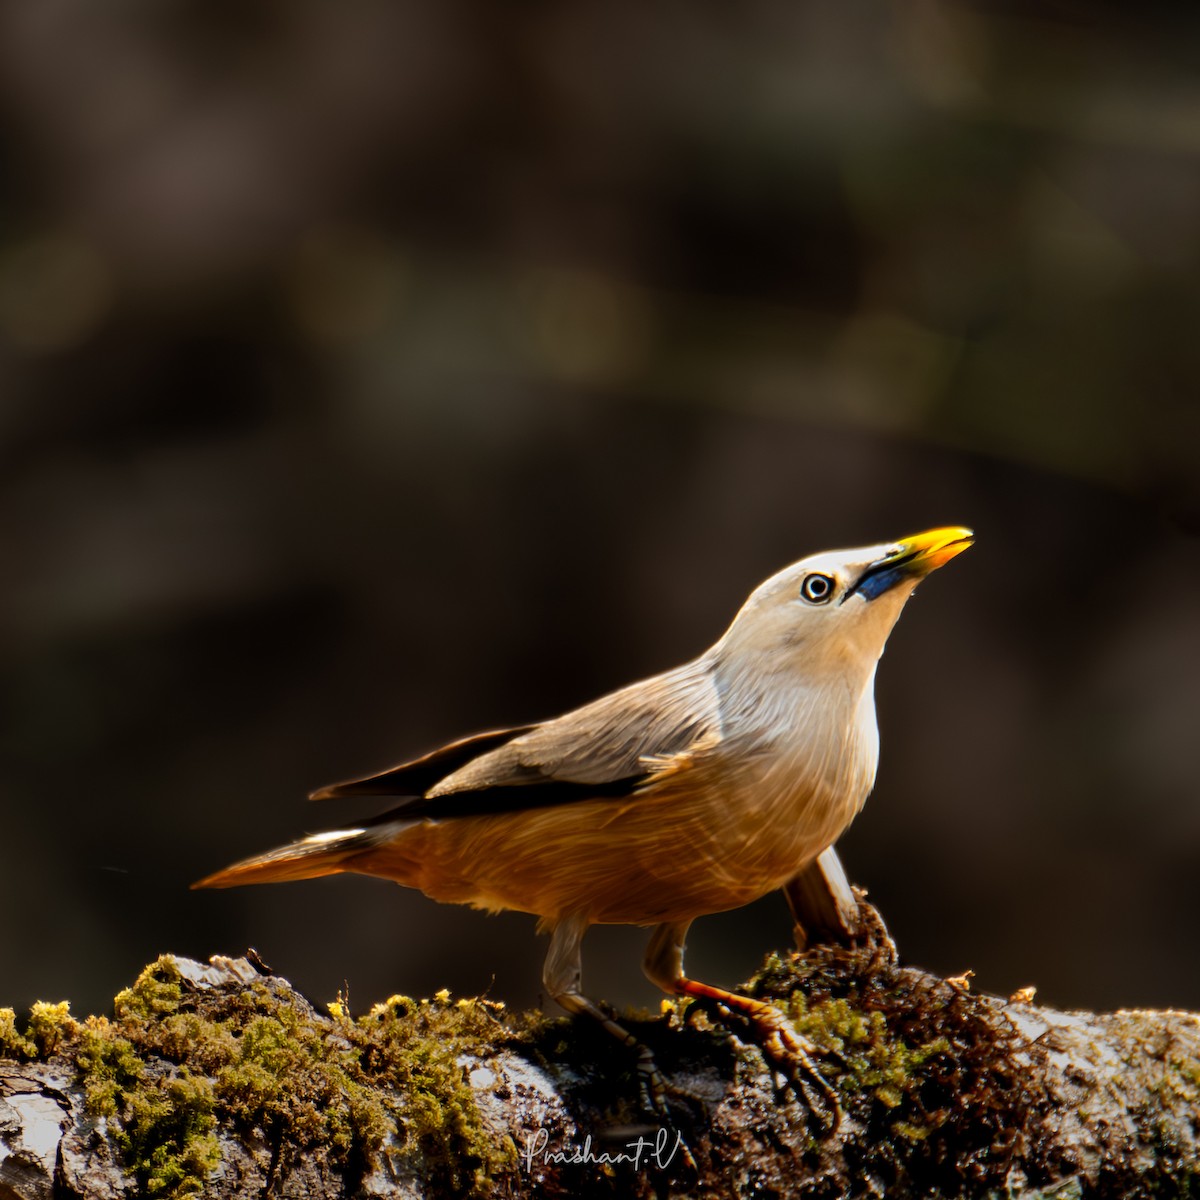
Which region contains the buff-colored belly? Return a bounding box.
[350,765,867,925]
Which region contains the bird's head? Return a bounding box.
[717,527,974,685]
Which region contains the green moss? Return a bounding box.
[74,1005,222,1198]
[0,1000,78,1059]
[115,1071,220,1198]
[781,992,950,1123]
[0,961,517,1200]
[26,1000,80,1056]
[1167,1050,1200,1100]
[0,957,514,1198]
[114,957,187,1022]
[76,1020,145,1117]
[747,947,1049,1196]
[792,993,950,1099]
[0,1006,35,1058]
[209,992,381,1163]
[354,991,517,1198]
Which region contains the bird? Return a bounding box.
[195,526,973,1114]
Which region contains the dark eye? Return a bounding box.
[800,573,835,604]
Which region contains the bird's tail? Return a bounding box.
[192,827,376,890]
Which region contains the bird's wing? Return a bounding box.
[331,658,722,822]
[309,726,538,800]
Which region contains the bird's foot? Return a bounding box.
[557,988,697,1171]
[634,1042,672,1118]
[631,1045,698,1173]
[744,1002,842,1135]
[680,987,841,1135]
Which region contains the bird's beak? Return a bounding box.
[845,526,974,602]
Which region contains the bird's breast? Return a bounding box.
[749,710,878,855]
[591,690,882,920]
[364,683,883,926]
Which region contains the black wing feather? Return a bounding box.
[309,726,537,800]
[360,773,644,826]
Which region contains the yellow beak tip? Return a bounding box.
[899,526,975,573]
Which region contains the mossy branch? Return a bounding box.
[1,948,1197,1199]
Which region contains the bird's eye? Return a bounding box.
[800,573,835,605]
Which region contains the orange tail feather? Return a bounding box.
[192,829,368,890]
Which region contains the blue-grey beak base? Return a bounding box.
[843,560,912,603]
[839,542,914,604]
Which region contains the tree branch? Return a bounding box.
[1,943,1197,1199]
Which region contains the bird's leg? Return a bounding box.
[643,920,841,1132]
[543,914,672,1117]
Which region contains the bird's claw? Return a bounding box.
[678,988,842,1135]
[632,1045,698,1172]
[635,1044,672,1118]
[749,1007,842,1135]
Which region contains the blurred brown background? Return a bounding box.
[1,2,1198,1021]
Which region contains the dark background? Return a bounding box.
[1,2,1198,1021]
